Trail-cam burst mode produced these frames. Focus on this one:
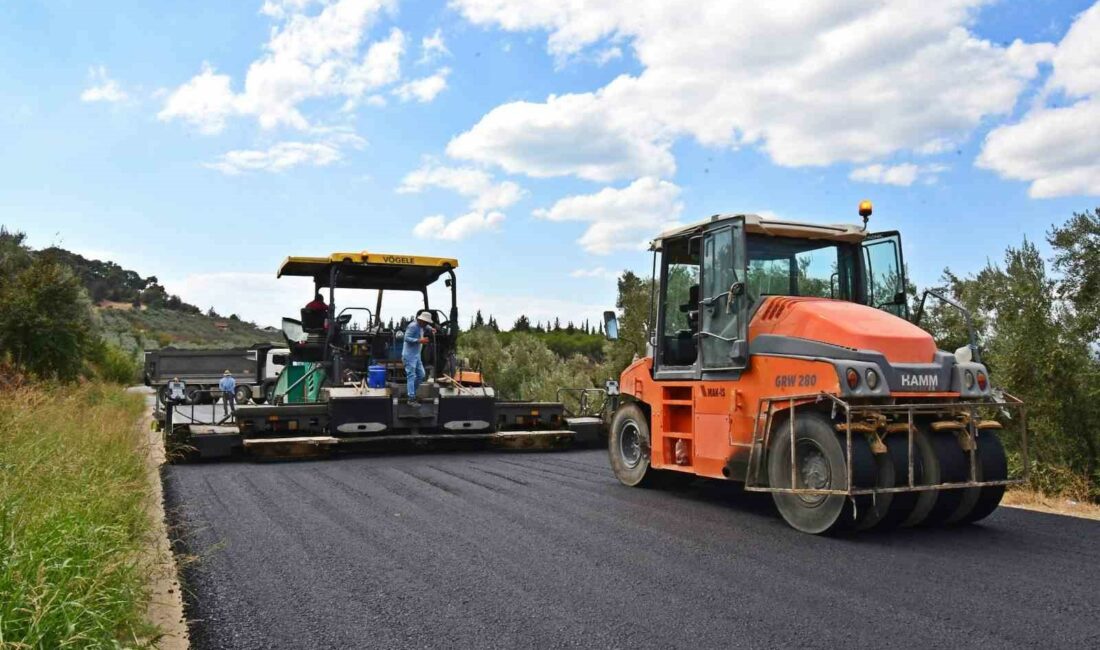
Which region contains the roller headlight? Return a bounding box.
[964,370,975,389]
[865,369,879,390]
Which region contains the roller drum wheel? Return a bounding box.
[919,429,969,526]
[767,413,877,535]
[957,429,1008,524]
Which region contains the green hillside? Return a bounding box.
[98,308,281,358]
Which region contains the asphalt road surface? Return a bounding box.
[163,449,1100,649]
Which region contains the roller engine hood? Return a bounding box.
[749,297,937,365]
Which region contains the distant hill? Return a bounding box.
[21,240,280,356]
[38,246,203,313]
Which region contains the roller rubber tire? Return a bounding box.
[957,429,1008,524]
[920,429,969,526]
[855,442,896,531]
[768,413,875,535]
[871,433,920,531]
[608,403,660,488]
[901,428,941,527]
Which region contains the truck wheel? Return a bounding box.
[185,385,204,405]
[234,385,252,405]
[263,382,277,405]
[157,385,170,408]
[608,403,661,487]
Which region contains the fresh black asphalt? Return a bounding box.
[162,449,1100,649]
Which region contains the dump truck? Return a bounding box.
[144,345,287,406]
[163,251,591,460]
[602,202,1027,534]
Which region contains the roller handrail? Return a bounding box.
[912,287,981,363]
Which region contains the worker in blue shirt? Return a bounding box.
[219,370,237,416]
[402,311,435,405]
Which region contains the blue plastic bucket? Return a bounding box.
[367,365,387,389]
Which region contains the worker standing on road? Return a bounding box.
[402,311,434,406]
[219,370,237,416]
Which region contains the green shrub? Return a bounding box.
[0,255,98,381]
[90,341,141,384]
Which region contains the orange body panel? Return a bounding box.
[749,297,936,364]
[620,355,843,480]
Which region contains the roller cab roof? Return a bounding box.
[652,213,868,250]
[277,252,459,290]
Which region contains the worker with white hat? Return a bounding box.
[402,310,435,405]
[219,369,237,416]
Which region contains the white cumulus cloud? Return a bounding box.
[394,67,450,102]
[447,90,674,182]
[157,63,238,134]
[420,28,450,63]
[978,3,1100,198]
[398,162,526,210]
[449,0,1053,181]
[412,210,505,240]
[534,176,682,254]
[849,163,948,186]
[204,133,364,174]
[159,0,402,133]
[80,66,128,103]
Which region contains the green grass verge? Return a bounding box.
[0,383,153,648]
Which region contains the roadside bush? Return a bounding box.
[0,383,152,647]
[0,255,98,381]
[91,341,142,384]
[459,331,615,401]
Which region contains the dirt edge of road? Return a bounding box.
[1003,489,1100,521]
[141,407,190,649]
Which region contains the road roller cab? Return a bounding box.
[605,203,1026,534]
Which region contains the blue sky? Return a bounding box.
[2,0,1098,328]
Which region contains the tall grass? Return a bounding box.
[0,383,152,648]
